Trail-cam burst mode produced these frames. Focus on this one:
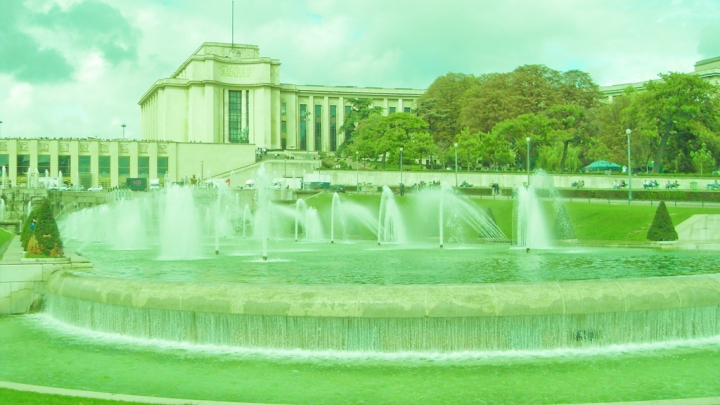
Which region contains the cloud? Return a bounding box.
[1,0,720,139]
[36,1,141,65]
[698,23,720,59]
[0,2,74,83]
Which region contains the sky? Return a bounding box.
[1,0,719,140]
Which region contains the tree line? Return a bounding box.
[339,65,720,174]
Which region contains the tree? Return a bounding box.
[418,73,490,146]
[459,65,601,134]
[456,128,483,169]
[491,113,551,170]
[690,142,716,175]
[544,104,586,172]
[338,98,383,150]
[643,72,720,173]
[349,113,430,169]
[646,201,678,241]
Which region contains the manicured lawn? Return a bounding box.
[309,192,720,243]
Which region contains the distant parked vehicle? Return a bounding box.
[68,185,85,191]
[88,186,104,192]
[329,184,345,193]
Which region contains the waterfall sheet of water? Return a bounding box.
[45,293,720,353]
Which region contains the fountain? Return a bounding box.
[7,168,720,404]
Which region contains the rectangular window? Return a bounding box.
[246,90,250,134]
[281,102,287,115]
[58,155,71,177]
[389,107,396,114]
[157,157,169,177]
[99,156,111,178]
[79,156,91,173]
[138,156,149,178]
[281,121,287,134]
[299,104,307,150]
[344,105,352,139]
[330,105,337,151]
[38,155,51,175]
[315,104,322,152]
[118,156,130,178]
[17,155,30,175]
[404,107,411,113]
[229,90,247,143]
[0,155,8,168]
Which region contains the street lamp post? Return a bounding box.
[399,147,404,185]
[355,150,359,193]
[454,143,458,187]
[626,128,632,203]
[526,137,531,186]
[121,124,126,139]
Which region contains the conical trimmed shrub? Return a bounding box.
[647,201,678,241]
[31,200,64,257]
[553,203,577,240]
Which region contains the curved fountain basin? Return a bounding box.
[46,269,720,352]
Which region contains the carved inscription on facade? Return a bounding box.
[19,142,28,151]
[219,65,254,79]
[40,142,50,152]
[120,143,129,154]
[0,142,6,152]
[139,143,148,153]
[100,143,109,153]
[80,143,89,152]
[59,142,69,152]
[158,144,167,154]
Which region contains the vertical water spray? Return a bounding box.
[1,166,5,189]
[214,191,221,255]
[254,164,271,260]
[377,186,407,244]
[515,182,552,249]
[243,204,251,238]
[330,192,341,244]
[159,186,203,260]
[295,199,306,241]
[439,183,447,248]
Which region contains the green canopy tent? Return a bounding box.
[583,160,623,172]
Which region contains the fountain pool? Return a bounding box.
[3,184,720,404]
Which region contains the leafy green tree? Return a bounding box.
[544,104,586,172]
[349,113,430,169]
[690,142,716,175]
[456,128,483,169]
[491,113,551,170]
[338,98,383,150]
[643,72,720,173]
[459,65,600,134]
[478,130,515,170]
[646,201,678,241]
[418,73,490,147]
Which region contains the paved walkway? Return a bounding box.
[0,381,280,405]
[2,380,720,405]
